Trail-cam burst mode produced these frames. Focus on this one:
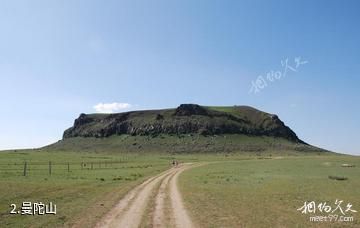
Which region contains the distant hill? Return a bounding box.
[51,104,327,154]
[64,104,302,141]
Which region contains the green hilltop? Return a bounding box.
[49,104,327,154]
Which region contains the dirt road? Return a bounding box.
[95,163,195,228]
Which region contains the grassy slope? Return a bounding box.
[207,106,275,128]
[48,134,325,155]
[179,155,360,227]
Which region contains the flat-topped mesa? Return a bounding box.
[63,104,303,143]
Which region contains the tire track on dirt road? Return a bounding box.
[167,165,195,228]
[152,169,174,227]
[95,168,174,228]
[95,163,195,228]
[151,164,195,228]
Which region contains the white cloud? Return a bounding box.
[93,102,132,113]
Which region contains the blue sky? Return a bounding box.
[0,0,359,155]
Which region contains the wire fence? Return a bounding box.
[0,160,156,176]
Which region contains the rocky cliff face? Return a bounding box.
[63,104,303,143]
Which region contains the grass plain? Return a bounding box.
[0,135,357,227]
[179,155,360,227]
[0,150,173,227]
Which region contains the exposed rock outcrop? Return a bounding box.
[63,104,304,143]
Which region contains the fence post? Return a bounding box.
[91,162,93,170]
[23,162,27,176]
[68,162,70,172]
[49,161,52,175]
